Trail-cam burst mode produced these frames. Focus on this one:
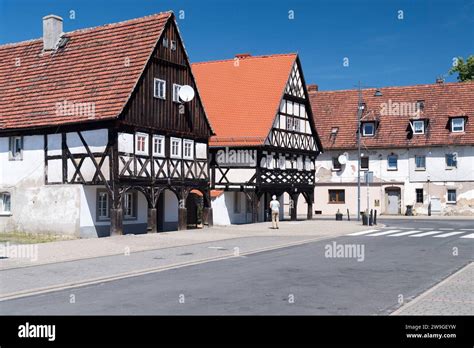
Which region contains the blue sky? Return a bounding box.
[0,0,473,90]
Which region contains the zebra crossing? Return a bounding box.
[347,227,474,240]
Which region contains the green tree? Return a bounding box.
[449,56,474,81]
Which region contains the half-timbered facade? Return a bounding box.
[192,54,322,224]
[0,12,214,237]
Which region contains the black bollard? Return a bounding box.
[374,209,377,225]
[369,209,373,226]
[347,209,350,221]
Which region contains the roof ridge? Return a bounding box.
[192,52,297,66]
[309,81,474,94]
[0,11,173,48]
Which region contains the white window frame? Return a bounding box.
[293,118,301,132]
[415,155,426,170]
[154,78,166,99]
[170,137,182,159]
[451,118,465,132]
[387,155,398,171]
[97,191,109,221]
[362,122,375,136]
[135,133,148,155]
[0,192,12,215]
[9,136,23,161]
[173,84,182,103]
[286,117,294,131]
[152,135,165,157]
[447,189,457,204]
[412,120,425,134]
[183,139,194,160]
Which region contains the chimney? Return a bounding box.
[235,53,251,59]
[43,14,63,51]
[307,84,319,92]
[435,77,444,84]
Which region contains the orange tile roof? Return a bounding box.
[192,54,297,147]
[0,12,172,130]
[309,81,474,150]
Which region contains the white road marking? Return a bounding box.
[347,229,379,236]
[208,247,226,250]
[460,233,474,239]
[409,231,444,237]
[389,230,422,237]
[367,230,401,236]
[433,232,465,238]
[461,229,474,231]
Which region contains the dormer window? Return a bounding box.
[451,117,465,132]
[412,120,425,134]
[362,122,375,136]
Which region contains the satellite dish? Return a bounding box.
[178,85,195,102]
[338,154,348,165]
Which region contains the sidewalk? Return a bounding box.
[392,262,474,315]
[0,219,369,270]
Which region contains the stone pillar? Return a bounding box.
[290,193,299,221]
[178,207,188,230]
[110,208,123,236]
[147,208,157,233]
[307,202,313,220]
[203,207,213,227]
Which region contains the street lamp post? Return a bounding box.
[357,81,363,221]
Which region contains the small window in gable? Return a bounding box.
[451,118,465,132]
[154,78,166,99]
[170,40,177,51]
[173,84,182,103]
[162,38,169,48]
[286,117,294,131]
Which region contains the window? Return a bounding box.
[447,189,457,204]
[362,122,375,136]
[97,191,109,220]
[286,117,294,131]
[173,84,182,103]
[162,38,169,48]
[415,155,426,170]
[135,133,147,155]
[294,118,300,132]
[183,139,194,159]
[328,189,345,204]
[412,120,425,134]
[0,192,11,214]
[170,40,177,51]
[234,192,241,213]
[416,189,423,203]
[451,118,465,132]
[123,192,136,219]
[152,135,165,157]
[387,155,398,170]
[332,157,342,171]
[360,156,369,170]
[170,137,182,158]
[154,78,166,99]
[9,136,23,160]
[446,153,457,169]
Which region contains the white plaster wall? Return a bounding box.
[316,146,474,215]
[211,192,252,225]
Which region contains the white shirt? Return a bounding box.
[269,200,280,213]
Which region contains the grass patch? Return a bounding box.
[0,232,76,244]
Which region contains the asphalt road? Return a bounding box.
[1,218,472,315]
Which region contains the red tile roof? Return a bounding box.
[309,82,474,150]
[192,54,297,147]
[0,12,172,131]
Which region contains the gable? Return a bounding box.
[265,59,322,153]
[120,18,213,139]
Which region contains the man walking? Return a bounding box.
[269,195,280,229]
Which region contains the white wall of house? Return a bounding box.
[315,146,474,216]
